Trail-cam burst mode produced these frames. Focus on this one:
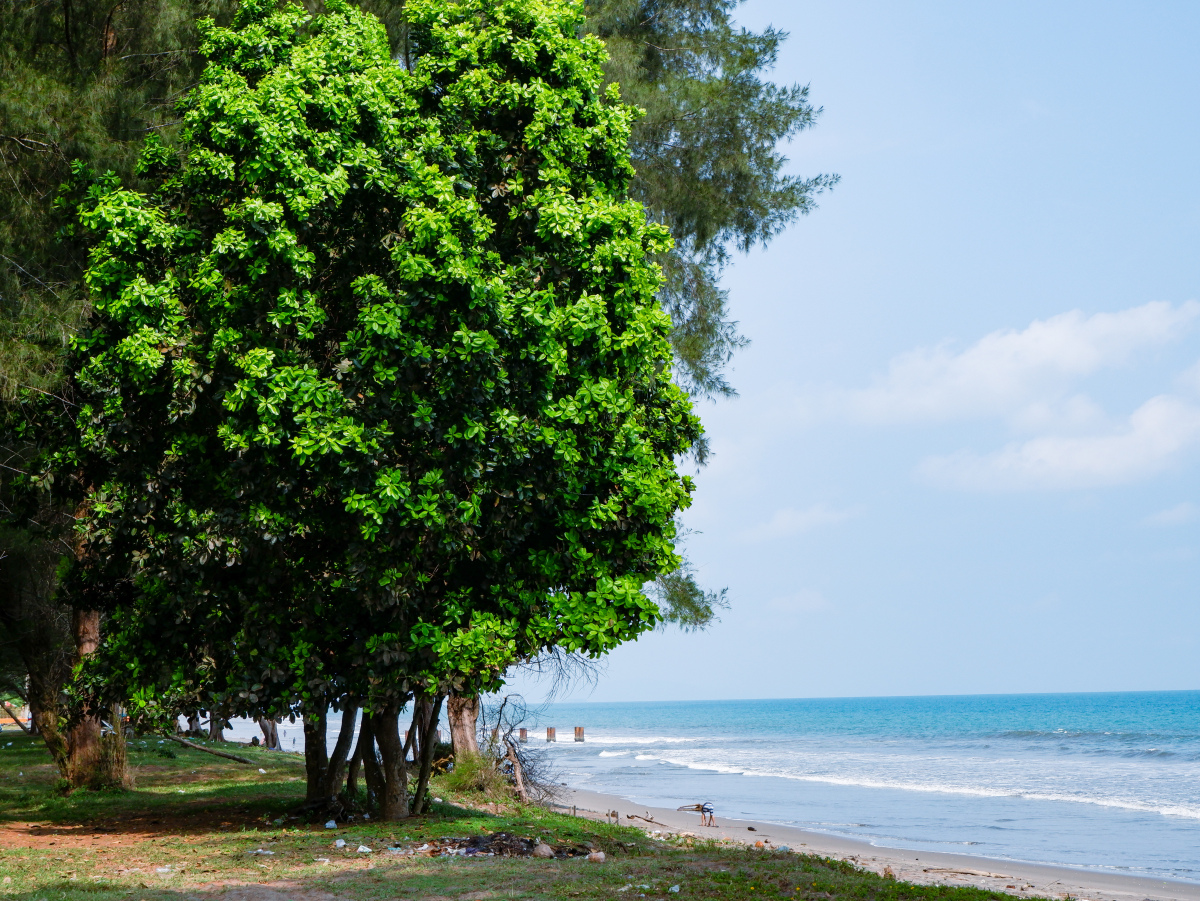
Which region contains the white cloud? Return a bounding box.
[918,395,1200,490]
[742,503,859,541]
[842,301,1199,425]
[1143,502,1199,527]
[1177,359,1200,396]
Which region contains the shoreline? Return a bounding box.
[553,786,1200,901]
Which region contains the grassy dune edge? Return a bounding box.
[0,730,1059,900]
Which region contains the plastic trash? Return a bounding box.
[334,839,346,848]
[669,887,680,894]
[156,866,172,873]
[587,850,605,862]
[363,813,370,820]
[618,886,632,893]
[258,768,267,774]
[315,858,330,864]
[249,849,274,856]
[324,820,337,829]
[776,845,791,852]
[357,845,372,853]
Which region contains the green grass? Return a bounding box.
[0,729,1046,901]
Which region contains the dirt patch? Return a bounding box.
[0,804,288,849]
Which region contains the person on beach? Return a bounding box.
[678,802,717,827]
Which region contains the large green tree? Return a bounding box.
[1,0,832,801]
[25,0,700,819]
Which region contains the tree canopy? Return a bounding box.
[0,0,834,804]
[15,0,700,817]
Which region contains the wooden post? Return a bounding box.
[519,727,528,743]
[574,726,585,742]
[546,727,556,742]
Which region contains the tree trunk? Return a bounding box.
[447,693,480,760]
[371,706,410,820]
[321,700,358,799]
[411,692,445,816]
[506,737,528,804]
[346,730,364,800]
[95,707,133,789]
[303,700,329,802]
[260,718,280,749]
[208,708,226,742]
[66,609,102,787]
[359,715,386,812]
[30,699,68,776]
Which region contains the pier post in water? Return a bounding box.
[519,728,528,743]
[547,727,556,742]
[575,726,585,742]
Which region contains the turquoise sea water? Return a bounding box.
[530,692,1200,883]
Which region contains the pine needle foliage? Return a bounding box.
[0,0,237,401]
[587,0,838,397]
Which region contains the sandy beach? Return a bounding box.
[554,786,1200,901]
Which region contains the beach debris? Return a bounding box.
[628,812,670,828]
[747,826,756,832]
[334,839,346,849]
[324,820,337,829]
[924,868,1014,879]
[587,850,606,862]
[384,833,593,859]
[755,841,765,848]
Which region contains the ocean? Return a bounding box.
[527,692,1200,883]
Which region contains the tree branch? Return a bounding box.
[162,733,254,764]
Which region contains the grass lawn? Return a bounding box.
[0,729,1040,901]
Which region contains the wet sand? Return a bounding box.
[555,786,1200,901]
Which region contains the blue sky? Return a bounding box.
[514,0,1200,702]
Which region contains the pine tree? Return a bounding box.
[0,1,238,399]
[587,0,837,397]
